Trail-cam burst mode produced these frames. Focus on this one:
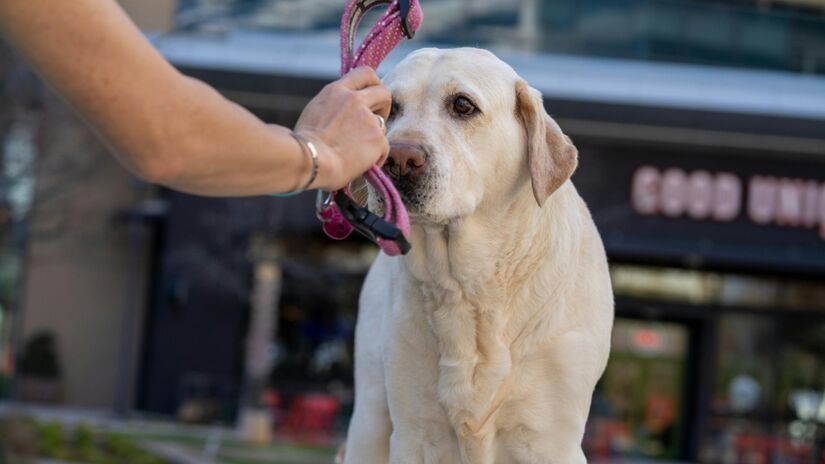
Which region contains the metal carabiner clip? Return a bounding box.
[315,189,335,222]
[399,0,415,39]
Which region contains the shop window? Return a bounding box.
[256,239,378,438]
[702,314,825,463]
[586,318,689,460]
[713,315,776,416]
[611,264,825,313]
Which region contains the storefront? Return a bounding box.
[575,141,825,462]
[138,24,825,461]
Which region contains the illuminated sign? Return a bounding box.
[632,328,663,352]
[573,146,825,274]
[631,167,825,240]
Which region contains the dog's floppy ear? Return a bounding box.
[515,80,578,207]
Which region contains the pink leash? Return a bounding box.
[317,0,423,256]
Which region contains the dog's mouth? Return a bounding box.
[388,173,425,210]
[365,168,442,228]
[367,139,454,224]
[382,165,438,214]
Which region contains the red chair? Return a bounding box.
[281,394,341,445]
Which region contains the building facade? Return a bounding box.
[2,1,824,462]
[0,0,175,409]
[140,0,825,459]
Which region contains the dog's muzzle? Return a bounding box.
[385,142,428,179]
[383,142,430,208]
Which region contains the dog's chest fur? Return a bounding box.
[367,187,610,464]
[402,223,531,452]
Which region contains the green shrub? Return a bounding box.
[33,421,169,464]
[37,422,67,459]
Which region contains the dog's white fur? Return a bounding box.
[342,48,614,464]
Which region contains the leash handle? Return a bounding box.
[318,0,422,256]
[341,0,423,74]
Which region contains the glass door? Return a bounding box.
[586,318,690,461]
[701,314,825,464]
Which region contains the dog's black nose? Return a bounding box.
[385,143,427,179]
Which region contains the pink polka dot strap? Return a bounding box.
[341,0,424,74]
[317,0,422,256]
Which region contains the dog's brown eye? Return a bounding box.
[452,96,477,116]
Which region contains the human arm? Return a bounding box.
[0,0,390,195]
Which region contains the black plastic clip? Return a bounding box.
[334,192,411,255]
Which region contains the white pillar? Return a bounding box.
[237,247,282,444]
[518,0,541,52]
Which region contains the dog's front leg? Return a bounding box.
[344,384,392,464]
[384,286,464,464]
[343,379,392,464]
[501,331,602,464]
[343,262,394,464]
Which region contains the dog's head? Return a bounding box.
[379,48,577,224]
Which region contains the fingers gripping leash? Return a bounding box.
[315,0,422,256]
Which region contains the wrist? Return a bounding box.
[294,129,336,191]
[283,131,320,194]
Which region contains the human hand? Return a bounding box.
[294,66,391,191]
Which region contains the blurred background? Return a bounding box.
[1,0,825,463]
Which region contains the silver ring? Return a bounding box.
[376,114,386,132]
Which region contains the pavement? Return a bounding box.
[2,402,693,464]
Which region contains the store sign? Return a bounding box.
[631,167,825,240]
[572,146,825,274]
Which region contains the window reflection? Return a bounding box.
[175,0,825,75]
[587,319,688,460]
[703,316,825,463]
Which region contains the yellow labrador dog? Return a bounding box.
[342,48,614,464]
